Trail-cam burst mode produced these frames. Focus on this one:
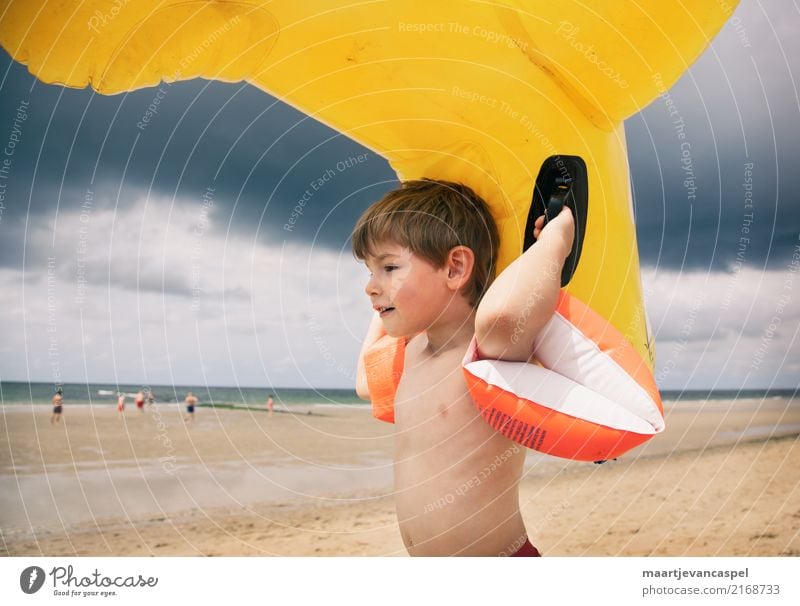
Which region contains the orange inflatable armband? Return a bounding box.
[365,292,665,462]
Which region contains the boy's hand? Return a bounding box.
[476,205,574,362]
[533,206,574,259]
[356,310,386,400]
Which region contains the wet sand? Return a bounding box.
[1,398,798,556]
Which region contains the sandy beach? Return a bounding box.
[1,397,798,556]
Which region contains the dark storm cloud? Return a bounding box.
[0,51,398,272]
[626,12,800,273]
[1,0,798,276]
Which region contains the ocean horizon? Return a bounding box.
[0,381,365,407]
[0,380,796,407]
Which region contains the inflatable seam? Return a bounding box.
[547,311,663,431]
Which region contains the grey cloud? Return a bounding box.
[0,56,397,264]
[627,0,800,272]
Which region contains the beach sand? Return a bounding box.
[1,398,798,556]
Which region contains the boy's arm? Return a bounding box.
[355,311,385,400]
[475,207,574,362]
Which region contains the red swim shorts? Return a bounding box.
[511,538,541,557]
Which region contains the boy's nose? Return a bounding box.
[365,276,380,296]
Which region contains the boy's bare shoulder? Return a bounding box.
[401,332,471,375]
[403,333,476,390]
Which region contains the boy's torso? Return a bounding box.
[393,333,527,556]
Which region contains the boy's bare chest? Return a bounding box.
[394,344,474,428]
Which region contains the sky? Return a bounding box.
[0,0,798,391]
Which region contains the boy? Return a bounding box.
[353,179,574,556]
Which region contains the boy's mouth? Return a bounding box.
[375,305,395,317]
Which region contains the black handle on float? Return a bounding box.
[524,155,588,288]
[544,176,572,225]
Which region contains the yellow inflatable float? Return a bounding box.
[1,0,737,461]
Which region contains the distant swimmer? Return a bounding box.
[117,392,125,417]
[51,389,63,425]
[135,389,145,413]
[266,394,274,417]
[184,391,198,423]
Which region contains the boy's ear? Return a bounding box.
[445,246,475,290]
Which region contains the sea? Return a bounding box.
[0,381,365,407]
[0,381,796,407]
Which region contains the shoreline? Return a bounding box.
[4,434,797,557]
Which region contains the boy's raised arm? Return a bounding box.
[355,311,385,400]
[475,207,574,362]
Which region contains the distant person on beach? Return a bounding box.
[116,392,125,417]
[266,394,274,416]
[135,390,145,413]
[50,389,63,425]
[184,392,198,423]
[146,390,155,407]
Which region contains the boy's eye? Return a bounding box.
[384,265,398,272]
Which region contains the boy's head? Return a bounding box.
[351,179,499,308]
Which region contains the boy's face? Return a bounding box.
[364,241,451,337]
